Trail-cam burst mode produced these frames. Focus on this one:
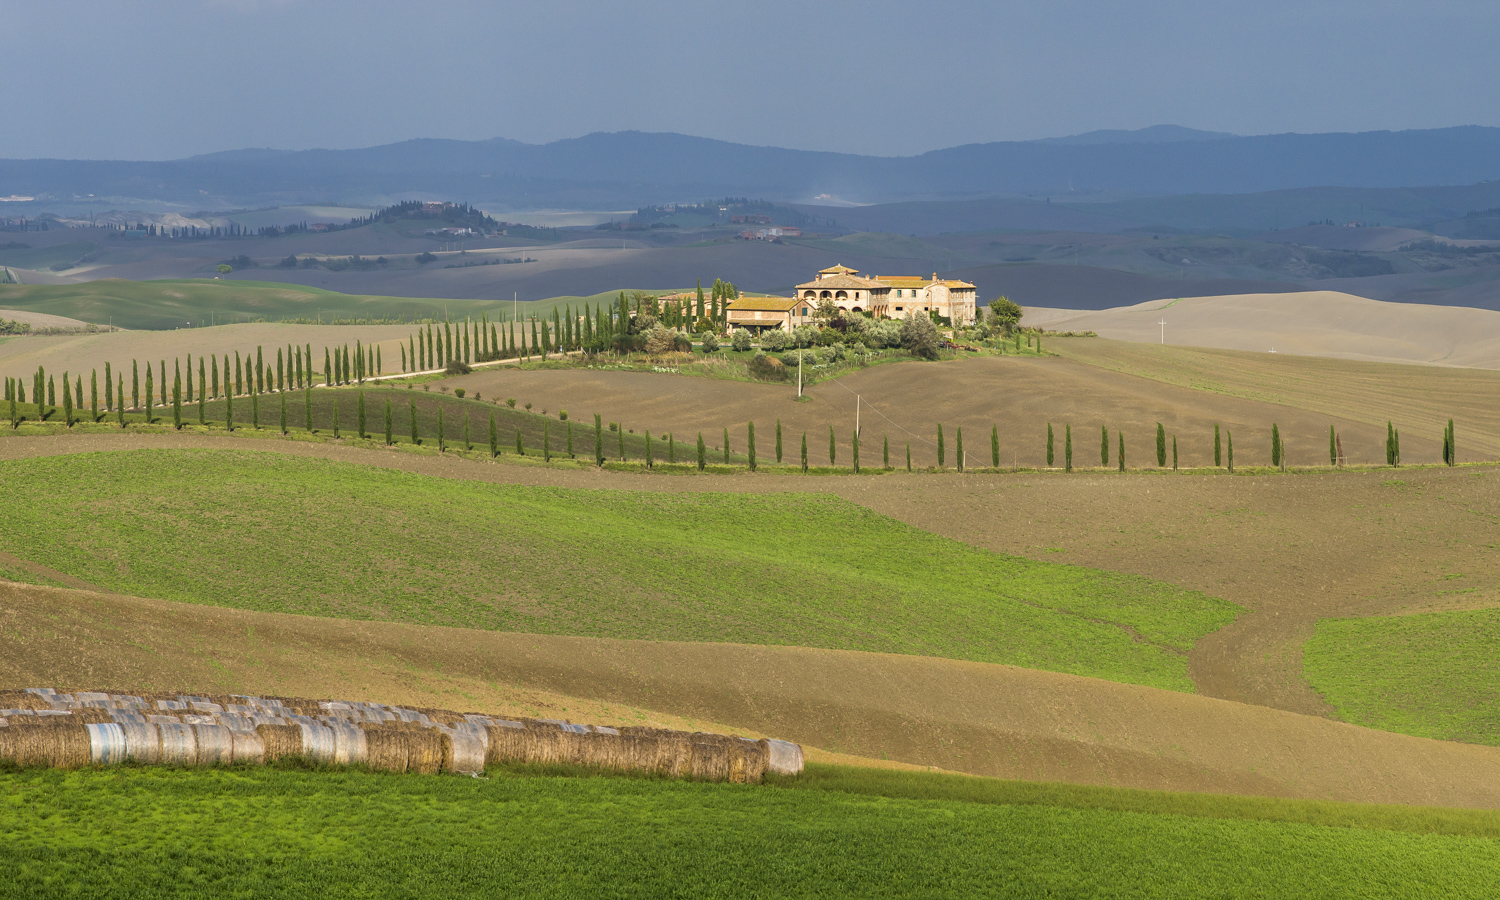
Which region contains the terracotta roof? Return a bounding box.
[941,280,977,289]
[795,274,886,290]
[729,297,803,312]
[877,276,933,288]
[818,264,859,275]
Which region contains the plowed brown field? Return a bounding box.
[7,580,1500,808]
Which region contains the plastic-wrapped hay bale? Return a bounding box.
[231,729,265,765]
[257,724,302,763]
[146,715,182,725]
[217,713,256,733]
[194,724,234,766]
[76,691,109,703]
[765,739,803,776]
[158,722,198,766]
[86,723,128,765]
[182,714,219,726]
[406,729,443,774]
[156,700,187,712]
[118,720,161,764]
[328,722,368,766]
[297,722,336,763]
[439,730,486,774]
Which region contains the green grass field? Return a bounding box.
[1304,608,1500,745]
[0,763,1496,899]
[0,449,1237,690]
[0,280,625,331]
[0,240,99,272]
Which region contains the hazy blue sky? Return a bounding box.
[7,0,1499,159]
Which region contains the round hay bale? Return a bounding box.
[231,729,265,765]
[20,724,92,769]
[217,713,256,733]
[256,724,303,763]
[765,739,803,776]
[155,700,187,712]
[440,731,486,774]
[483,722,529,766]
[75,692,109,703]
[118,720,161,764]
[157,722,198,766]
[194,724,234,766]
[328,722,368,766]
[86,723,128,765]
[363,728,409,774]
[68,708,114,725]
[406,729,443,774]
[297,722,336,763]
[146,715,182,725]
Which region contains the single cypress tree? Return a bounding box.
[936,424,944,468]
[280,391,288,435]
[1118,433,1125,472]
[376,346,381,376]
[853,430,861,473]
[1046,423,1054,467]
[1446,418,1456,466]
[1395,428,1401,466]
[172,370,182,429]
[800,432,808,472]
[698,432,708,470]
[47,374,55,411]
[956,427,964,472]
[1329,425,1337,466]
[1385,421,1395,467]
[1065,424,1073,472]
[722,427,730,465]
[906,440,912,472]
[62,372,74,426]
[1101,426,1109,467]
[436,406,443,451]
[90,369,98,421]
[132,360,140,409]
[251,389,259,430]
[595,414,605,466]
[514,427,523,455]
[1271,424,1282,468]
[116,376,124,427]
[225,386,234,432]
[884,435,891,469]
[184,356,192,404]
[104,361,113,412]
[1227,431,1234,473]
[198,359,206,425]
[410,399,419,444]
[74,374,82,413]
[991,425,1000,469]
[144,366,153,423]
[210,355,219,399]
[776,419,783,463]
[325,348,332,386]
[276,349,284,392]
[159,360,167,404]
[401,344,407,373]
[358,391,367,438]
[1156,423,1166,467]
[748,422,757,471]
[1172,436,1178,469]
[829,425,837,466]
[488,412,498,457]
[255,347,264,393]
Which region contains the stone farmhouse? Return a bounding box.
[792,265,977,324]
[725,296,815,333]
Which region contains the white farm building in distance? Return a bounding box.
[793,265,978,325]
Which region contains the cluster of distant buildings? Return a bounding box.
[725,264,978,332]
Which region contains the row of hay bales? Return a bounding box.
[0,688,803,782]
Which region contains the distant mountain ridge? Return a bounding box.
[5,125,1500,213]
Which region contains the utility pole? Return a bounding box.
[1159,318,1166,345]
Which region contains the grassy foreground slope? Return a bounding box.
[1305,609,1500,745]
[1,766,1497,899]
[0,449,1237,690]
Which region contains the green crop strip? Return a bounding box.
[0,449,1238,690]
[1305,608,1500,745]
[0,765,1496,899]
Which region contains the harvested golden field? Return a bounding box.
[8,580,1500,808]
